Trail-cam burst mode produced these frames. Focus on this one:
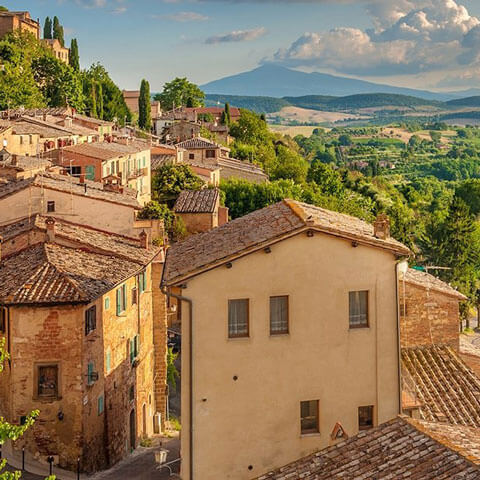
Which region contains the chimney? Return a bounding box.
[139,230,149,249]
[42,112,47,122]
[373,213,390,240]
[45,217,56,243]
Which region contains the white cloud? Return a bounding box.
[270,0,480,82]
[205,27,266,44]
[111,6,127,14]
[156,11,209,22]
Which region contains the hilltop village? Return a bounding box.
[2,7,480,480]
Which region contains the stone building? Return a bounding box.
[59,140,152,205]
[0,172,142,237]
[176,136,268,183]
[0,215,167,472]
[43,38,70,64]
[0,148,53,180]
[162,200,411,479]
[0,11,40,39]
[399,268,466,350]
[122,90,161,120]
[173,189,228,234]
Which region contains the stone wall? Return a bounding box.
[399,281,460,350]
[178,211,217,234]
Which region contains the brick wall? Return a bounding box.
[400,281,460,350]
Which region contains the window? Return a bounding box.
[98,395,104,415]
[116,284,127,316]
[104,297,110,310]
[85,306,96,336]
[228,299,249,338]
[132,287,138,305]
[270,296,289,335]
[138,271,147,293]
[206,149,216,158]
[129,385,135,401]
[189,153,195,160]
[300,400,319,434]
[47,201,55,213]
[349,291,369,328]
[37,365,58,398]
[130,334,140,364]
[358,406,374,430]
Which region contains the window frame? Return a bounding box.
[35,363,60,400]
[46,201,55,213]
[228,299,250,339]
[358,405,374,430]
[85,305,97,336]
[348,290,369,329]
[300,400,320,435]
[270,295,289,335]
[116,284,127,316]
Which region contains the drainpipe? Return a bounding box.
[395,258,409,415]
[161,285,193,480]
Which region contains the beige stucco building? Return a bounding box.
[162,200,410,479]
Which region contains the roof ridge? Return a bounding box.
[282,199,307,224]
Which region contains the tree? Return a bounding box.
[69,38,79,72]
[52,16,64,47]
[0,6,8,11]
[152,165,203,203]
[154,77,205,111]
[137,201,175,229]
[408,134,421,148]
[43,17,52,39]
[138,79,151,131]
[221,102,231,126]
[270,145,308,183]
[307,160,344,196]
[89,82,97,118]
[338,134,353,146]
[456,179,480,216]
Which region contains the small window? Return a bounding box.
[19,415,27,425]
[47,201,55,213]
[116,284,127,316]
[206,149,216,158]
[37,365,58,398]
[270,296,289,335]
[104,297,110,310]
[189,153,195,160]
[358,405,374,430]
[349,291,369,328]
[85,306,96,336]
[300,400,319,434]
[138,271,147,293]
[132,287,138,306]
[98,395,104,415]
[87,362,97,386]
[228,299,249,338]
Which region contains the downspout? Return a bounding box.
[161,285,193,480]
[395,258,409,415]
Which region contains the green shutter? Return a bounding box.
[134,334,140,357]
[104,297,110,310]
[116,289,121,315]
[130,338,135,364]
[85,165,95,181]
[98,395,104,415]
[122,284,127,311]
[87,362,93,385]
[106,351,111,373]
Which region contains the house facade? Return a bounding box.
[0,11,40,39]
[0,216,167,473]
[43,38,70,64]
[162,200,410,479]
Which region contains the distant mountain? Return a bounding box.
[201,65,455,101]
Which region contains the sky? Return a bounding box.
[4,0,480,92]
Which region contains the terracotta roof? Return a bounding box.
[0,155,51,172]
[402,345,480,427]
[62,143,123,161]
[176,137,228,150]
[163,199,410,285]
[185,106,241,116]
[151,145,176,155]
[257,417,480,480]
[0,243,142,306]
[401,268,467,300]
[4,118,71,138]
[0,215,158,265]
[0,173,141,208]
[0,107,69,120]
[174,189,219,214]
[72,113,113,126]
[216,157,267,178]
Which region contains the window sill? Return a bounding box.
[227,336,250,340]
[301,432,321,438]
[349,325,370,330]
[33,396,62,403]
[270,332,289,337]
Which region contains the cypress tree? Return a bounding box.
[69,39,80,72]
[225,102,231,125]
[53,16,64,47]
[138,79,152,131]
[43,17,52,39]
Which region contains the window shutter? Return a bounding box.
[116,289,121,316]
[134,334,140,357]
[106,351,111,373]
[130,339,135,364]
[87,362,93,385]
[98,396,104,415]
